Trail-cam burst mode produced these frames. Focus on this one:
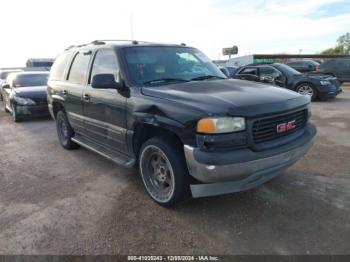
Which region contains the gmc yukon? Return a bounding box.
[47,40,316,206]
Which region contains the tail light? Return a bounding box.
[316,65,320,71]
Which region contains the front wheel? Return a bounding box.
[296,83,317,101]
[56,110,79,149]
[139,137,190,207]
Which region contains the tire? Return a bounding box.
[55,110,79,149]
[11,104,22,122]
[139,136,190,207]
[296,83,317,101]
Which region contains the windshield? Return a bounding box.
[13,74,49,88]
[123,46,226,86]
[274,63,301,75]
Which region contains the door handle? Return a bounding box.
[83,94,90,101]
[62,90,68,95]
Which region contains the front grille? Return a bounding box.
[252,109,307,143]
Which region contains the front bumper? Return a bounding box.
[15,104,50,117]
[184,123,316,198]
[319,86,342,99]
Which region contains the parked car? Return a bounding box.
[0,69,23,100]
[1,71,50,121]
[26,58,54,68]
[286,60,320,73]
[319,57,350,84]
[234,63,342,101]
[47,40,316,206]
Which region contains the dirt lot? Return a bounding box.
[0,86,350,255]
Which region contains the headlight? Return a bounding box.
[197,117,245,134]
[320,80,330,86]
[13,96,36,105]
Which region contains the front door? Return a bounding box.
[336,59,350,82]
[64,50,92,134]
[83,48,127,153]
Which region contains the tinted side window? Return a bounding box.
[90,48,119,84]
[259,66,282,78]
[239,67,258,75]
[336,59,350,68]
[287,61,298,66]
[67,52,91,84]
[322,60,336,68]
[50,52,72,81]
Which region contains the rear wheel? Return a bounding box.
[56,110,79,149]
[139,137,190,207]
[296,83,317,101]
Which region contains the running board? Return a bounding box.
[71,135,135,168]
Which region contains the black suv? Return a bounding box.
[319,57,350,84]
[47,40,316,206]
[234,63,342,101]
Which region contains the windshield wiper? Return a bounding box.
[190,75,226,81]
[143,78,189,85]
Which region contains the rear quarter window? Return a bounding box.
[50,52,72,81]
[67,52,92,84]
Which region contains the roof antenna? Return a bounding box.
[130,13,134,41]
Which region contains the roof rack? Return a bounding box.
[90,39,153,45]
[65,39,184,51]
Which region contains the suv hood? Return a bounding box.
[13,86,47,98]
[141,79,309,117]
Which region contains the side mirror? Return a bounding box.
[2,84,10,89]
[91,73,124,89]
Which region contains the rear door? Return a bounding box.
[83,48,128,153]
[64,50,92,133]
[336,59,350,82]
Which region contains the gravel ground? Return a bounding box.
[0,86,349,255]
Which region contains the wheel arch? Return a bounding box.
[132,122,184,159]
[52,101,65,118]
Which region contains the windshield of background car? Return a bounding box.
[274,64,301,75]
[122,46,226,86]
[1,71,15,80]
[32,62,53,67]
[12,74,49,88]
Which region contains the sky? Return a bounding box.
[1,0,350,67]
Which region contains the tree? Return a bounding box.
[321,45,345,55]
[337,32,350,54]
[320,32,350,55]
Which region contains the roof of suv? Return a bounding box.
[65,40,189,51]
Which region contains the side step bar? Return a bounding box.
[71,134,135,168]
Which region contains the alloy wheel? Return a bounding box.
[297,84,314,97]
[140,145,175,203]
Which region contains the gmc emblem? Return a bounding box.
[276,120,296,133]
